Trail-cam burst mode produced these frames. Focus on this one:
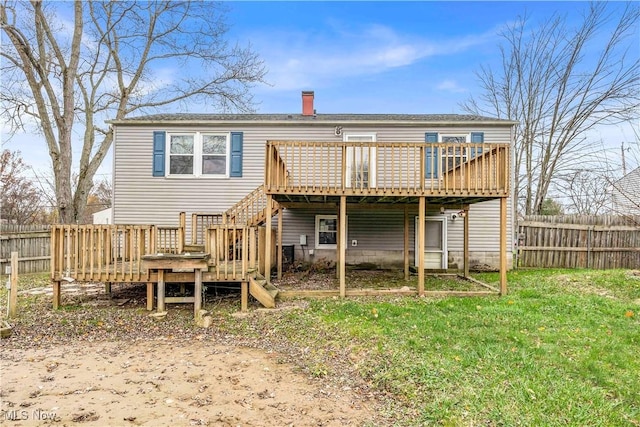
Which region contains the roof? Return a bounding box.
[108,113,518,127]
[613,166,640,185]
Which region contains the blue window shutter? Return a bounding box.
[152,131,166,177]
[425,132,439,178]
[470,132,484,158]
[230,132,243,177]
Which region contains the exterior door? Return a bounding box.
[415,216,448,269]
[345,134,376,189]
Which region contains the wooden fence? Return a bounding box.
[0,228,51,274]
[517,215,640,269]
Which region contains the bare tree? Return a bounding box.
[0,150,46,224]
[555,169,612,214]
[462,2,640,214]
[0,1,266,223]
[80,176,112,224]
[91,177,112,209]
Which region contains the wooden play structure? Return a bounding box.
[50,139,510,315]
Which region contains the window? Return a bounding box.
[316,215,337,248]
[315,215,348,249]
[167,132,230,177]
[441,134,469,171]
[424,132,484,178]
[169,134,195,175]
[202,134,227,175]
[344,133,376,188]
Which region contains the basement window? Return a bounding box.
[316,215,337,249]
[315,215,349,249]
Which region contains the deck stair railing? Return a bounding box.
[190,213,224,246]
[224,185,279,227]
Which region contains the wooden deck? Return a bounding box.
[265,140,510,202]
[50,137,512,314]
[51,225,260,280]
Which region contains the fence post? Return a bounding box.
[8,252,18,318]
[587,226,592,269]
[178,212,186,253]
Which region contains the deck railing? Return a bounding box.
[191,213,224,245]
[205,224,258,281]
[265,141,510,197]
[224,185,279,226]
[156,226,183,254]
[51,225,155,282]
[51,223,259,283]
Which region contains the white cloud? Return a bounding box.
[247,23,497,91]
[436,79,468,94]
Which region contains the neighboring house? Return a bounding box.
[610,167,640,215]
[92,207,113,224]
[108,91,516,278]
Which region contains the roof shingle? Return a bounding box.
[109,113,517,126]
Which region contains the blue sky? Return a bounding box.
[227,1,626,114]
[3,1,638,179]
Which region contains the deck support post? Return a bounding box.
[463,205,470,278]
[336,205,341,279]
[53,281,61,310]
[265,195,273,284]
[157,269,165,312]
[339,195,347,298]
[277,206,283,280]
[9,252,18,317]
[418,197,425,296]
[105,283,112,296]
[146,282,154,311]
[500,197,508,295]
[241,281,248,312]
[404,206,410,280]
[194,268,202,318]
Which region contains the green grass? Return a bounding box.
[2,269,638,425]
[244,269,640,426]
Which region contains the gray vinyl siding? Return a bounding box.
[113,122,513,266]
[279,201,513,266]
[280,208,412,251]
[447,200,514,252]
[114,124,511,225]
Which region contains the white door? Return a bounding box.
[415,216,448,269]
[345,134,376,189]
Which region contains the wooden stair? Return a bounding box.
[249,274,278,308]
[224,185,279,227]
[183,244,205,253]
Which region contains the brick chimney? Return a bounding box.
[302,91,314,116]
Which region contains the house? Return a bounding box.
[610,166,640,215]
[111,91,514,284]
[50,91,515,312]
[92,207,113,224]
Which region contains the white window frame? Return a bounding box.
[344,133,377,188]
[166,131,230,178]
[440,133,469,172]
[315,214,348,249]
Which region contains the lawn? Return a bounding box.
[227,269,640,426]
[2,268,638,426]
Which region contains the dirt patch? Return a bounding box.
[554,274,616,299]
[1,340,377,426]
[275,269,488,293]
[3,269,482,426]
